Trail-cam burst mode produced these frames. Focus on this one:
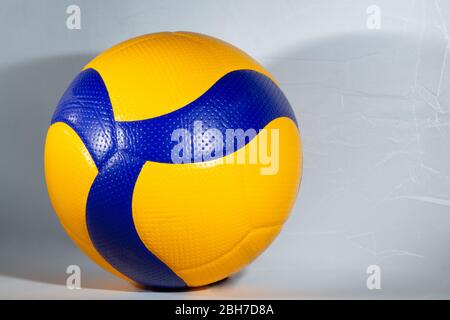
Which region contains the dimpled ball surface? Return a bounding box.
[44,32,302,288]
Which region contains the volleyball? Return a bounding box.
[44,32,302,289]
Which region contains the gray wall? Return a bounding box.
[1,0,450,298]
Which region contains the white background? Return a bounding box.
[1,0,450,299]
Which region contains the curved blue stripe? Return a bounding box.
[51,69,186,288]
[117,70,297,163]
[51,68,297,288]
[85,151,187,288]
[51,69,117,169]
